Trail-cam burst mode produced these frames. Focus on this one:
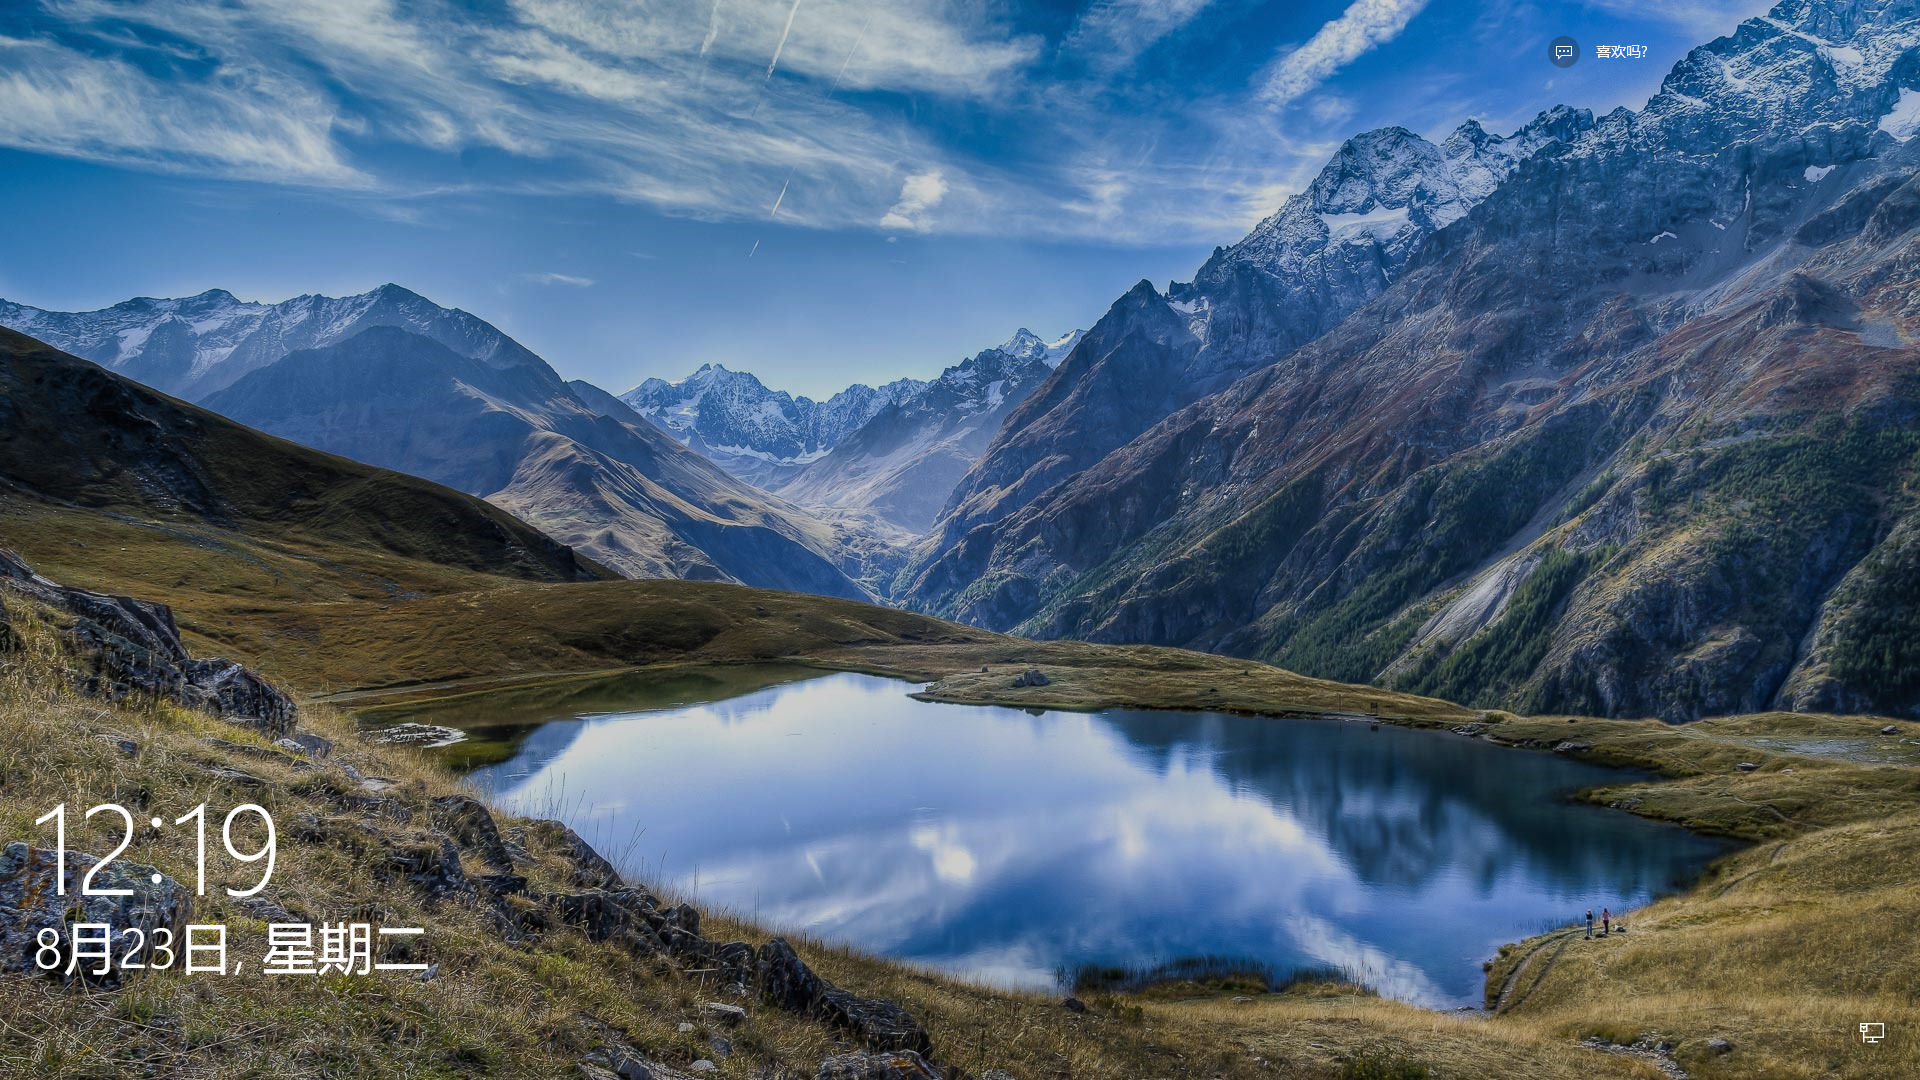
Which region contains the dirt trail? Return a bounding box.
[1492,928,1580,1014]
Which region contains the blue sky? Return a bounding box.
[0,0,1771,397]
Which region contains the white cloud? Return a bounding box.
[1261,0,1431,108]
[1307,94,1358,125]
[509,0,1039,98]
[525,271,596,286]
[878,169,948,230]
[0,32,362,185]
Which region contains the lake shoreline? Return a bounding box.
[349,659,1767,1006]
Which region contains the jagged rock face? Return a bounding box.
[904,106,1597,586]
[621,364,926,488]
[899,0,1920,722]
[0,548,298,734]
[776,333,1071,533]
[0,283,541,401]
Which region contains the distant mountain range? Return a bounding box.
[897,0,1920,721]
[619,364,926,489]
[0,280,1074,595]
[0,284,541,402]
[777,329,1083,532]
[0,285,887,598]
[617,327,1082,498]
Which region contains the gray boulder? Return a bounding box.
[433,795,514,871]
[382,835,473,901]
[1011,669,1050,688]
[758,938,933,1055]
[0,840,191,987]
[530,818,622,887]
[276,733,333,759]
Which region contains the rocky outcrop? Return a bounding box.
[0,841,191,987]
[432,795,515,871]
[0,548,297,734]
[758,938,933,1055]
[420,805,938,1068]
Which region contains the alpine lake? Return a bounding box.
[362,665,1732,1008]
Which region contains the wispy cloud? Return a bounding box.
[0,31,363,185]
[525,271,597,286]
[1261,0,1431,108]
[1064,0,1215,74]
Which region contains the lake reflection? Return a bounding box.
[436,668,1729,1006]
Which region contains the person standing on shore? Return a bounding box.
[1602,907,1611,936]
[1586,908,1594,939]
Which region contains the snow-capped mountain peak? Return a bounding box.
[996,327,1086,368]
[0,283,539,400]
[617,364,928,486]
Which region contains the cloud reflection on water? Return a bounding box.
[466,670,1730,1006]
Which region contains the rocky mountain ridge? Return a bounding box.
[621,364,926,488]
[905,106,1597,578]
[897,0,1920,721]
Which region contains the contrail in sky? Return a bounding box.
[769,177,790,218]
[700,0,722,56]
[748,239,761,258]
[767,0,801,79]
[827,12,875,95]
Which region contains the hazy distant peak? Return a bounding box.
[996,327,1085,368]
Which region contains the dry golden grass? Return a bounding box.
[1470,712,1920,1079]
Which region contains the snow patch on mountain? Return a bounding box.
[996,327,1085,368]
[1880,87,1920,138]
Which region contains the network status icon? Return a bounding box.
[1859,1022,1886,1044]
